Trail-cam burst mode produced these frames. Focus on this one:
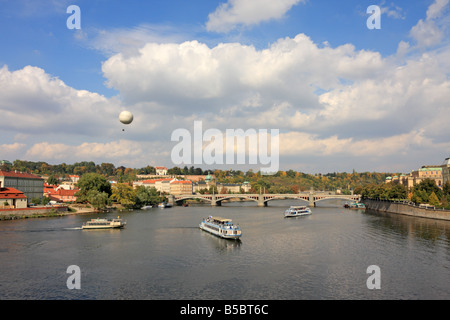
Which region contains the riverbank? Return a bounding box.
[362,199,450,221]
[0,206,70,220]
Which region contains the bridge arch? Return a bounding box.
[169,193,361,207]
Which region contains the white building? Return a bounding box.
[155,167,168,176]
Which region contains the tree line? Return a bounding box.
[75,173,166,210]
[357,179,450,209]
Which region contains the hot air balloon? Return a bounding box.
[119,111,133,131]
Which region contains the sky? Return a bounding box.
[0,0,449,174]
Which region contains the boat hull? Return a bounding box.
[199,222,242,240]
[82,224,125,229]
[284,211,311,217]
[82,218,126,230]
[284,206,312,217]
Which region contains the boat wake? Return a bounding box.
[64,227,83,230]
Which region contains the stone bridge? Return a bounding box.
[168,193,361,207]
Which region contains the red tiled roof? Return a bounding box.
[0,170,43,180]
[141,179,158,184]
[0,188,27,199]
[56,189,78,196]
[171,180,192,184]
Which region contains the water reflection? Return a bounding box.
[199,230,242,253]
[364,209,450,243]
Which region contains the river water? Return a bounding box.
[0,199,449,300]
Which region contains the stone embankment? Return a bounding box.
[362,199,450,221]
[0,206,70,220]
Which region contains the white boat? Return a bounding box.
[141,205,153,210]
[199,216,242,240]
[158,202,172,208]
[344,202,366,209]
[82,217,126,229]
[284,206,312,217]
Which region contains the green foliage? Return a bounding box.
[360,183,407,200]
[111,184,164,208]
[86,190,111,210]
[428,192,440,207]
[47,175,59,185]
[134,186,164,207]
[111,183,136,208]
[76,173,112,203]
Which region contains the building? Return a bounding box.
[216,182,252,193]
[134,179,158,189]
[184,174,215,182]
[0,187,28,209]
[0,170,44,201]
[193,180,209,193]
[157,179,173,194]
[170,180,193,195]
[68,175,80,183]
[155,167,168,176]
[442,157,450,186]
[386,164,445,189]
[47,188,78,203]
[134,178,175,193]
[44,183,79,203]
[410,166,443,187]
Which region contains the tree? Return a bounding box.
[428,192,440,207]
[87,190,110,210]
[135,186,163,207]
[111,183,136,208]
[414,178,443,199]
[47,175,59,185]
[76,173,112,203]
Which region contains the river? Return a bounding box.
[0,199,449,300]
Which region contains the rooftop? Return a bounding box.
[0,187,27,199]
[0,170,43,180]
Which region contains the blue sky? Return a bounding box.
[1,0,449,173]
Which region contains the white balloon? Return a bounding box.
[119,111,133,124]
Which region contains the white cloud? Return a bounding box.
[0,65,123,136]
[80,24,191,57]
[25,140,142,161]
[0,143,27,158]
[410,0,449,48]
[206,0,304,33]
[379,1,406,20]
[426,0,450,19]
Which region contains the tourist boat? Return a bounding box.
[199,216,242,240]
[158,202,172,208]
[82,217,126,229]
[344,202,366,209]
[284,206,312,217]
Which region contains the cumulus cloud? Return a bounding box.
[0,65,123,137]
[0,143,27,158]
[25,140,142,160]
[100,28,450,170]
[102,34,385,119]
[206,0,304,33]
[410,0,449,48]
